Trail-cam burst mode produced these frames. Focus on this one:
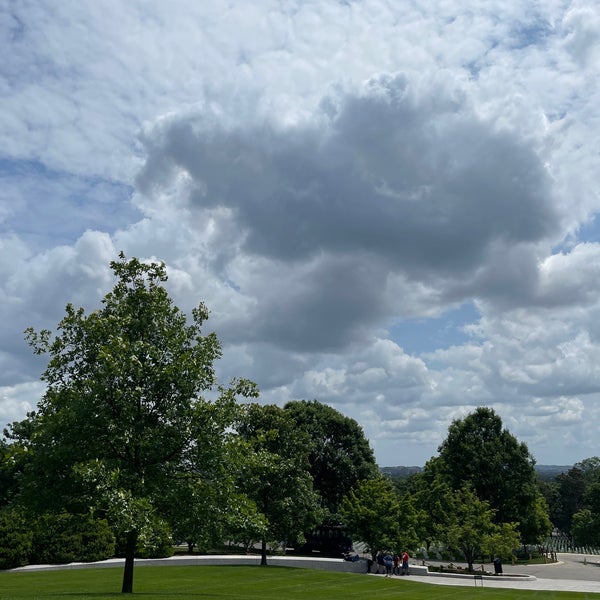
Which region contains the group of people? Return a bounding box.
[375,550,410,577]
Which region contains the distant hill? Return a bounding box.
[535,464,571,481]
[380,466,423,478]
[380,464,572,481]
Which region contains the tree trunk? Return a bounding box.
[261,538,268,566]
[121,530,138,593]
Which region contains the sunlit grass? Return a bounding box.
[0,565,597,599]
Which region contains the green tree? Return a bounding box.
[339,476,400,560]
[410,466,455,551]
[433,407,549,543]
[0,419,35,509]
[571,506,600,547]
[395,493,424,551]
[21,253,256,593]
[0,439,18,508]
[554,466,587,533]
[437,486,520,572]
[283,400,378,515]
[570,480,600,546]
[235,403,323,565]
[555,458,600,535]
[538,479,562,530]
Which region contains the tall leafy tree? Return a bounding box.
[283,400,378,516]
[432,407,550,543]
[21,253,256,593]
[552,458,600,534]
[339,476,400,560]
[571,479,600,546]
[437,486,520,572]
[409,469,454,551]
[235,403,323,565]
[554,467,586,533]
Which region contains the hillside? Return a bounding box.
[380,464,572,480]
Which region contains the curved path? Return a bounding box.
[411,553,600,593]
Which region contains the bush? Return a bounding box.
[79,516,115,562]
[0,508,33,569]
[30,513,115,565]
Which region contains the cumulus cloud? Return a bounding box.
[1,0,600,466]
[133,72,564,357]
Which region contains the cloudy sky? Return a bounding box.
[2,0,600,467]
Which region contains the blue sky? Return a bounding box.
[1,0,600,466]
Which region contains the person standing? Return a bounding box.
[384,552,393,577]
[376,550,385,574]
[401,550,410,575]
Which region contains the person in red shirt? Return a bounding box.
[401,551,410,575]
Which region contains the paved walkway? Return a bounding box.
[405,553,600,593]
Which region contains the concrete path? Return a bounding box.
[405,553,600,593]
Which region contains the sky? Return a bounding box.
[1,0,600,468]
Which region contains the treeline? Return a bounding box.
[0,255,379,594]
[538,457,600,547]
[382,464,571,480]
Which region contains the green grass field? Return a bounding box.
[0,565,598,600]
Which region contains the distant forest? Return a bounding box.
[381,464,571,482]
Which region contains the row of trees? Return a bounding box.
[0,254,377,593]
[1,253,572,591]
[340,407,550,571]
[539,457,600,547]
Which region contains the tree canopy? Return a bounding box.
[339,476,400,559]
[437,486,520,571]
[430,406,550,543]
[283,400,378,515]
[234,403,323,564]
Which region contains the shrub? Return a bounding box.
[30,513,115,565]
[0,508,33,569]
[79,516,115,562]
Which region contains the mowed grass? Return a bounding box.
[0,565,598,600]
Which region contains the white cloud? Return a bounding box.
[1,0,600,467]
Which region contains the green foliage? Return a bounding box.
[571,508,600,546]
[234,403,323,563]
[115,514,174,558]
[19,253,257,592]
[30,512,115,565]
[538,479,562,530]
[432,406,549,543]
[339,476,400,556]
[554,466,587,532]
[221,493,268,552]
[0,508,33,569]
[518,493,552,545]
[0,439,22,508]
[409,470,454,549]
[395,493,425,551]
[549,458,600,534]
[283,400,378,515]
[436,486,520,571]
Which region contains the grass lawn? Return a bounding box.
[0,565,598,600]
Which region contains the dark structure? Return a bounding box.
[295,525,353,557]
